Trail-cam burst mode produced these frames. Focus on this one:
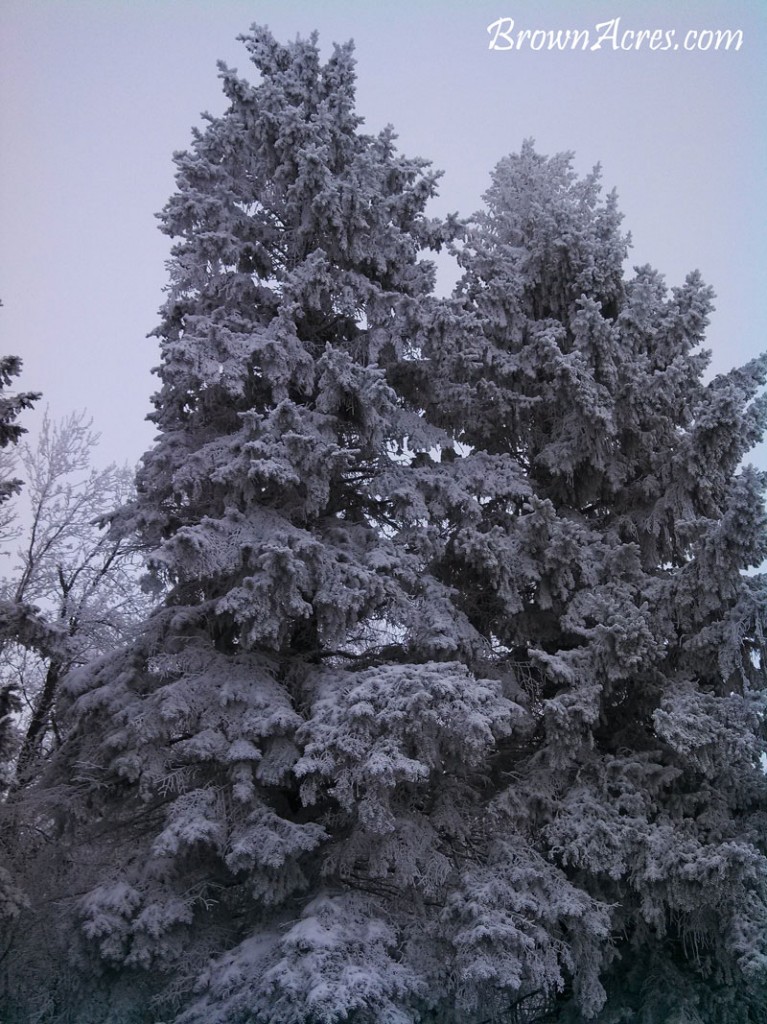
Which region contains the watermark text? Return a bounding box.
[487,17,744,53]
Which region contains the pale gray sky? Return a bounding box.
[1,0,765,469]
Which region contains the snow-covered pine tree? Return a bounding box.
[0,352,40,781]
[0,27,525,1024]
[393,140,766,1022]
[0,353,39,965]
[0,355,39,507]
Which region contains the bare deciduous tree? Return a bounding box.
[0,410,153,787]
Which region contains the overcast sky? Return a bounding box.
[1,0,765,471]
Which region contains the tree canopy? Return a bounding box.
[1,26,766,1024]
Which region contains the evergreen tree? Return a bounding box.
[1,26,497,1024]
[0,351,40,779]
[403,141,767,1022]
[0,352,38,950]
[4,36,766,1024]
[0,354,40,503]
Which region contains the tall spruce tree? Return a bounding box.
[4,35,766,1024]
[403,141,767,1022]
[1,26,511,1024]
